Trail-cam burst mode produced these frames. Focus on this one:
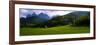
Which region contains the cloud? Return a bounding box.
[19,9,74,18]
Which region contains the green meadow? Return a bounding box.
[20,25,90,36]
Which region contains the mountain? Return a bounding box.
[20,11,90,27]
[20,12,49,24]
[63,11,90,20]
[31,12,38,17]
[38,13,50,20]
[64,11,90,26]
[64,11,90,17]
[46,11,90,27]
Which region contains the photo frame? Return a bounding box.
[9,1,96,44]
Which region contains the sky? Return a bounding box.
[19,8,74,18]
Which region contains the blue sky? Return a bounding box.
[19,8,74,18]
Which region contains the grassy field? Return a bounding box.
[20,25,90,36]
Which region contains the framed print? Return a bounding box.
[9,1,96,44]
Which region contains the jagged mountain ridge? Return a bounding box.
[20,11,90,23]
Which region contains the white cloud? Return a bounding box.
[20,9,74,18]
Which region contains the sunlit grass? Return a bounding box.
[20,25,90,36]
